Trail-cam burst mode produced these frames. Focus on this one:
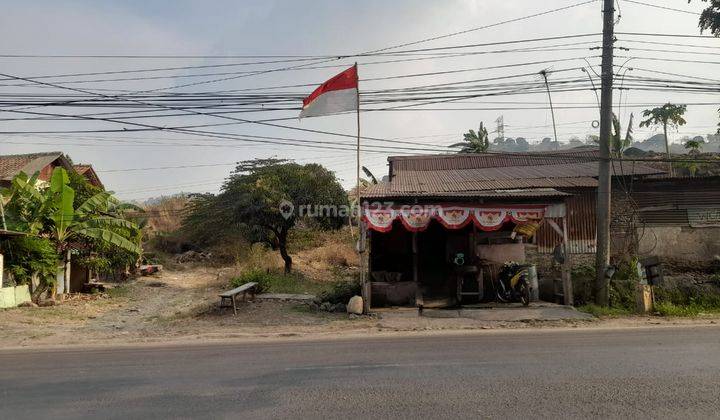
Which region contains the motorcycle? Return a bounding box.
[494,262,532,306]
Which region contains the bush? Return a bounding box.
[571,264,596,306]
[0,236,58,287]
[230,269,310,294]
[317,280,361,304]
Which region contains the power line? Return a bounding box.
[622,0,701,16]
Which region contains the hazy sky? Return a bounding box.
[0,0,717,200]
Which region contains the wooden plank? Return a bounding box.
[561,212,574,306]
[219,282,257,297]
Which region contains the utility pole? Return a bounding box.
[595,0,615,306]
[495,115,505,142]
[540,70,559,151]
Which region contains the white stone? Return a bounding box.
[347,295,363,315]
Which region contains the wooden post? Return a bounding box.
[64,250,72,296]
[360,221,371,313]
[412,231,422,312]
[561,214,574,306]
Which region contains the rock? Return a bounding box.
[319,302,333,312]
[347,295,363,315]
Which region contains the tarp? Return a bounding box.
[362,205,546,233]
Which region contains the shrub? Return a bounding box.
[230,269,309,294]
[317,280,361,304]
[571,264,596,306]
[0,236,58,287]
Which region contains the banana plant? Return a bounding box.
[3,168,141,255]
[46,168,141,255]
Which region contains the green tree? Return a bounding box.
[183,159,347,273]
[684,139,703,153]
[639,103,687,175]
[694,0,720,36]
[451,122,490,153]
[611,113,634,157]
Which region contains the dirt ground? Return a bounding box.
[1,266,719,349]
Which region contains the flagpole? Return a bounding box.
[355,62,368,313]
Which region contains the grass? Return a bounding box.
[654,302,720,317]
[106,286,130,298]
[230,269,334,295]
[578,304,633,317]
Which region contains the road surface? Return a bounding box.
[1,326,719,419]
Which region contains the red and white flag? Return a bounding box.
[300,65,358,118]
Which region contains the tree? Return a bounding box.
[639,103,687,175]
[692,1,720,133]
[611,112,634,157]
[515,137,530,151]
[183,159,347,273]
[451,122,490,153]
[693,0,720,36]
[685,139,703,153]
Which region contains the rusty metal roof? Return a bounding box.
[363,185,572,199]
[364,149,665,200]
[389,147,599,172]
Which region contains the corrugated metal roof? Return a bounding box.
[363,185,572,199]
[363,149,665,200]
[389,148,600,171]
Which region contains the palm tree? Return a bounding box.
[451,122,490,153]
[639,103,687,176]
[611,112,634,157]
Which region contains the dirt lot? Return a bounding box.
[2,266,719,349]
[0,267,377,348]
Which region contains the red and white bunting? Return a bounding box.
[362,205,546,233]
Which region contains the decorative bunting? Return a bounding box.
[362,205,546,233]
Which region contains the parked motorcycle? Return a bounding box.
[494,262,532,306]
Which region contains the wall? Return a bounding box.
[536,189,596,254]
[638,226,720,261]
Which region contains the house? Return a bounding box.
[73,165,104,189]
[0,152,104,190]
[359,148,667,310]
[0,152,106,293]
[0,152,74,188]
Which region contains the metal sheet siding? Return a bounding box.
[537,189,597,254]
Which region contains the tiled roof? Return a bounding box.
[0,152,65,181]
[73,164,104,189]
[73,164,92,174]
[364,149,666,200]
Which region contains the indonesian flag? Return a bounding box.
[300,65,358,118]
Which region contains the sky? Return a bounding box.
[0,0,717,201]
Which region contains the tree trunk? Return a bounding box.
[664,124,673,176]
[277,228,292,273]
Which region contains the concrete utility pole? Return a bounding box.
[595,0,615,306]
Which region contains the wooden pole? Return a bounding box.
[561,212,574,306]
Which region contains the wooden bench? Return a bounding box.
[219,282,258,315]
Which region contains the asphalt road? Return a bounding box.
[1,326,719,419]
